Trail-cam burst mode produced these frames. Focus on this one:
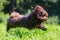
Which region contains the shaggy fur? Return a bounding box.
[7,5,48,31]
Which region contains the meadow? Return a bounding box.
[0,12,60,40]
[0,0,60,40]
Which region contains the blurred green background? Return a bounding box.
[0,0,60,40]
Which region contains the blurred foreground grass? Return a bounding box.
[0,22,60,40]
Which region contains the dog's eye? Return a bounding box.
[39,12,42,16]
[39,12,44,17]
[35,9,39,12]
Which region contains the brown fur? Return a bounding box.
[10,11,24,21]
[7,5,48,31]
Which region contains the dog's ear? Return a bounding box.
[35,5,43,10]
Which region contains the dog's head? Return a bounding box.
[33,5,48,21]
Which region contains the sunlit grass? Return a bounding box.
[0,22,60,40]
[0,12,60,40]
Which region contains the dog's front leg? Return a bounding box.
[35,24,47,31]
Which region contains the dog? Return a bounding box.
[7,5,48,31]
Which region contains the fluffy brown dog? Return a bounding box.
[7,5,48,31]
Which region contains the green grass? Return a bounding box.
[0,22,60,40]
[0,12,60,40]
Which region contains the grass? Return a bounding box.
[0,22,60,40]
[0,0,60,40]
[0,12,60,40]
